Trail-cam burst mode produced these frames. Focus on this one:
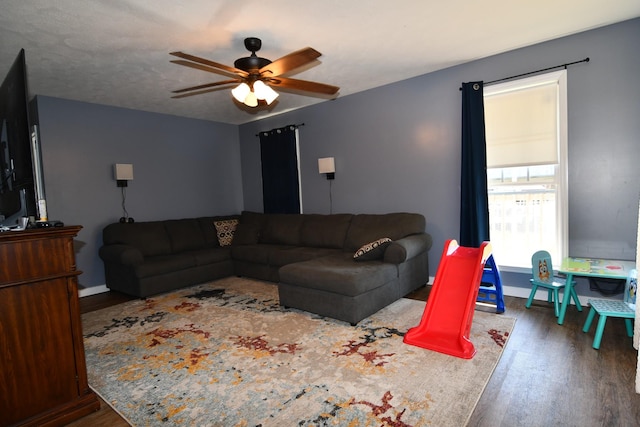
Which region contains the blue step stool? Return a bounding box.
[477,254,505,313]
[582,299,634,349]
[582,269,636,349]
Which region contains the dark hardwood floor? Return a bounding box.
[72,287,640,426]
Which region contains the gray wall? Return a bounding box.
[32,19,639,297]
[238,19,640,294]
[36,97,242,290]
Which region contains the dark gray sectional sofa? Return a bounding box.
[99,211,432,324]
[99,216,238,298]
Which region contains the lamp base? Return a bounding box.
[117,180,128,187]
[325,173,335,180]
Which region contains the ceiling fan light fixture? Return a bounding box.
[172,37,338,107]
[243,91,258,107]
[253,80,279,105]
[231,82,250,103]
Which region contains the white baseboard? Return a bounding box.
[501,284,533,299]
[79,284,109,298]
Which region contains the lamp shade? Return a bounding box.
[243,91,258,107]
[231,82,251,103]
[318,157,335,174]
[253,80,279,105]
[114,163,134,180]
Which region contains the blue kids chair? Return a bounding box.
[526,250,582,317]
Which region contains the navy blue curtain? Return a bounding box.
[259,125,300,214]
[460,82,490,247]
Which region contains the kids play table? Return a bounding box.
[557,257,636,325]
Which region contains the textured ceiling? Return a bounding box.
[1,1,639,125]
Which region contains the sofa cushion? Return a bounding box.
[186,248,232,266]
[232,223,261,245]
[353,237,392,261]
[103,222,172,257]
[279,253,398,297]
[383,234,433,264]
[344,213,426,251]
[214,219,239,246]
[260,214,305,245]
[299,214,352,249]
[197,217,220,247]
[133,253,196,278]
[231,244,291,265]
[240,211,268,230]
[268,246,342,267]
[164,219,207,253]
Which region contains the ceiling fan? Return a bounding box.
[170,37,340,107]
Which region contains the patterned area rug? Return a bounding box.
[82,277,515,426]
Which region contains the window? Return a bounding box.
[484,70,568,270]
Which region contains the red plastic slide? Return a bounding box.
[403,239,492,359]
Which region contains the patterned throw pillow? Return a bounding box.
[353,237,392,261]
[214,219,239,246]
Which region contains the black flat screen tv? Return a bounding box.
[0,49,38,228]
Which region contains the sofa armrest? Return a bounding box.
[383,234,433,264]
[99,244,144,266]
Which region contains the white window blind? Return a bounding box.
[484,79,559,168]
[484,70,568,269]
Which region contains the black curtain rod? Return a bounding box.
[460,57,590,90]
[255,123,305,137]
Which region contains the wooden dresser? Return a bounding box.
[0,226,99,426]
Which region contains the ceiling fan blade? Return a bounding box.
[171,60,242,79]
[170,51,248,77]
[259,47,321,77]
[172,79,241,94]
[171,85,236,99]
[268,76,339,95]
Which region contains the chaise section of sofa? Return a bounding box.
[99,216,238,297]
[277,213,432,324]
